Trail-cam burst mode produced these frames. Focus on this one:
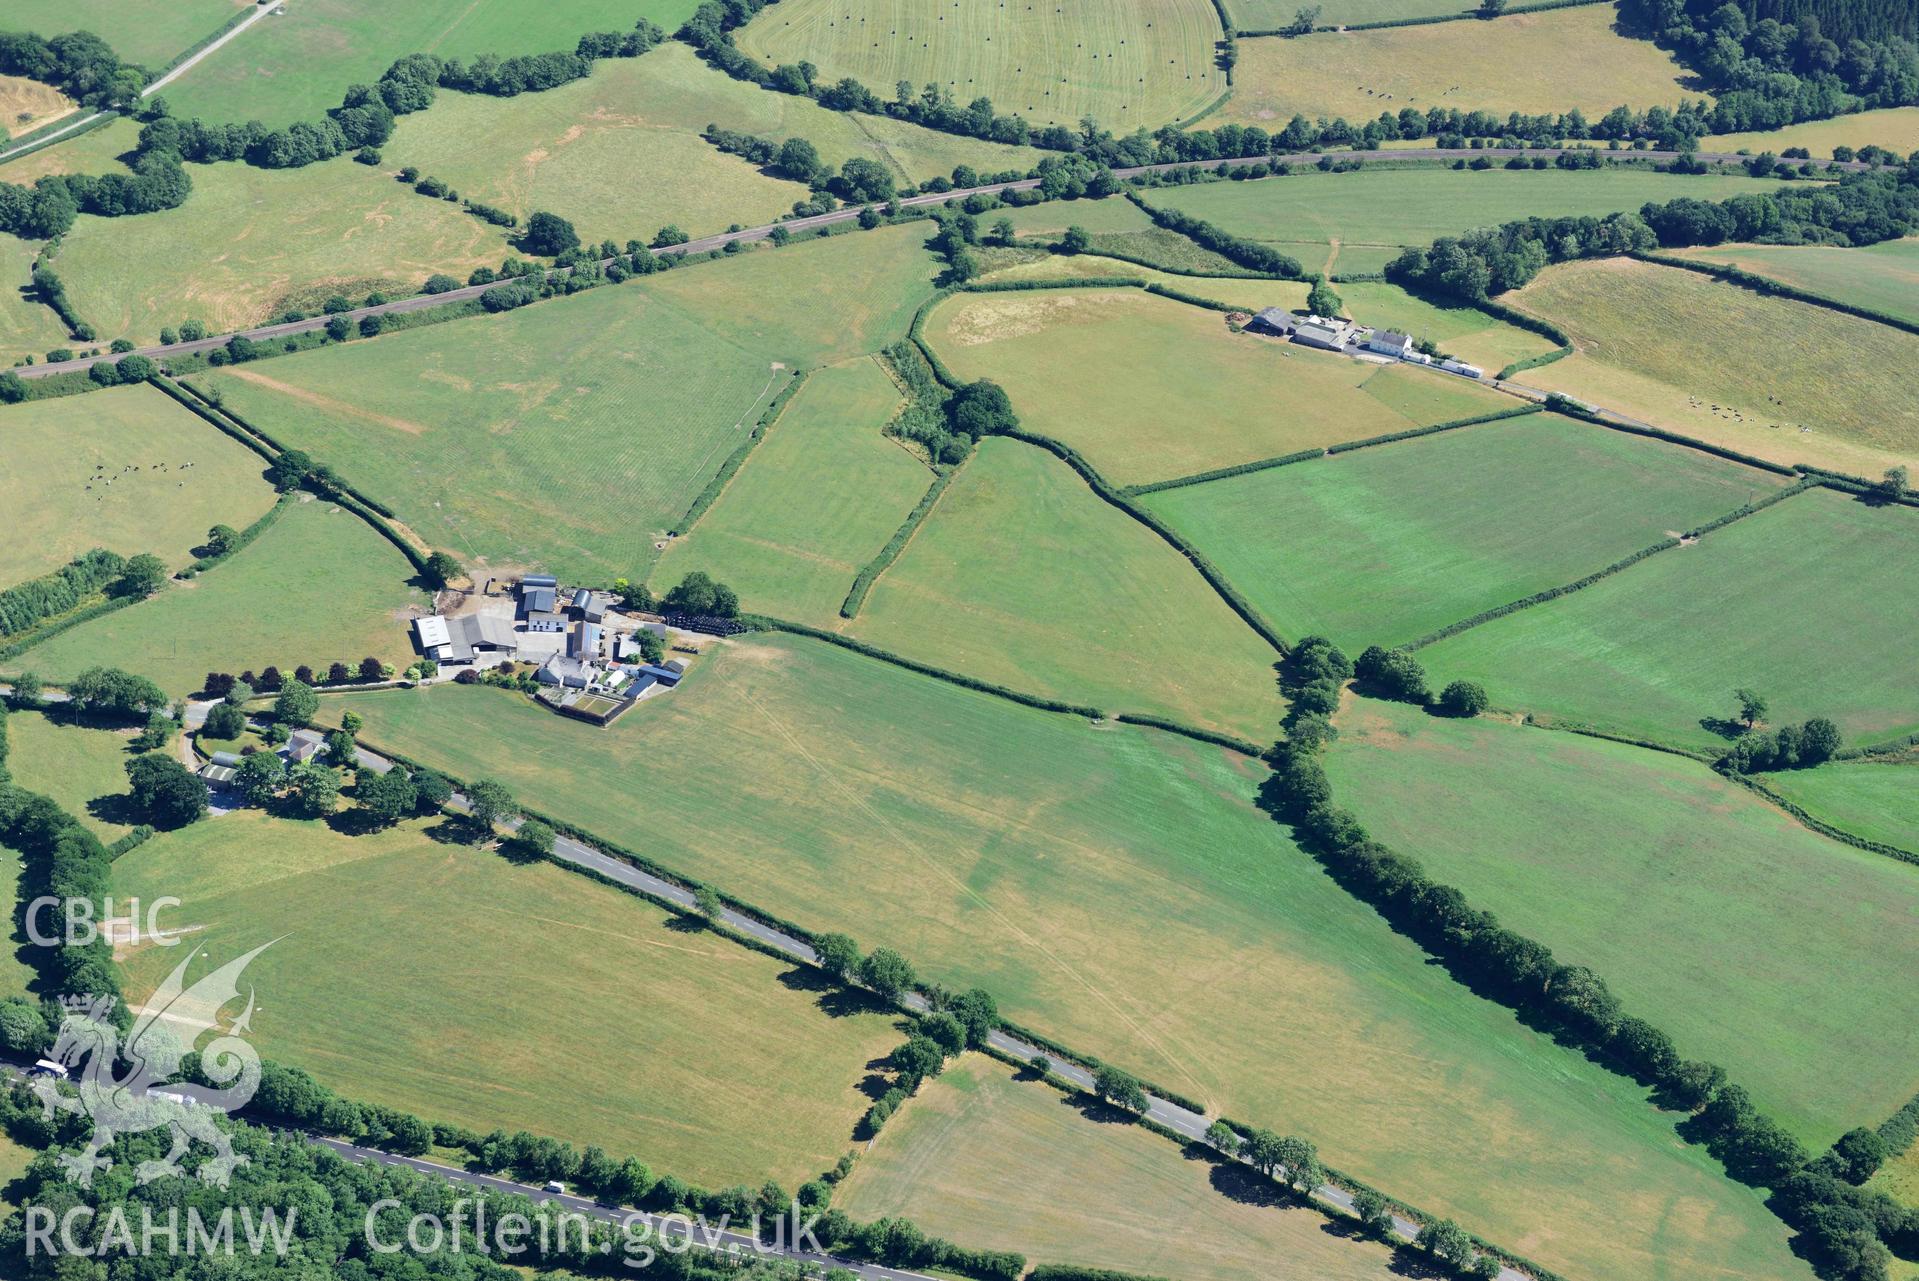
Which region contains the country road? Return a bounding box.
[14,144,1862,382]
[0,2,282,166]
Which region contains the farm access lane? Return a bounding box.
[0,2,284,166]
[17,145,1864,381]
[339,738,1523,1280]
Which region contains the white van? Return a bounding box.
[544,1181,566,1195]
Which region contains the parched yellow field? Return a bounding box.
[0,383,278,585]
[926,286,1509,485]
[736,0,1228,131]
[1508,257,1919,476]
[1707,107,1919,157]
[839,1057,1402,1281]
[0,75,75,136]
[55,151,513,345]
[387,43,1044,247]
[1222,7,1701,126]
[115,810,902,1189]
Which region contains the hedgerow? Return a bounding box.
[1324,404,1543,455]
[670,369,809,536]
[0,549,125,638]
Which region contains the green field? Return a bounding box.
[0,116,138,185]
[1327,697,1919,1143]
[1226,0,1479,28]
[1420,487,1919,750]
[160,0,706,128]
[324,638,1806,1281]
[1,711,140,843]
[55,150,513,345]
[198,225,940,584]
[114,809,899,1188]
[848,437,1284,738]
[925,286,1507,484]
[1511,257,1919,477]
[16,496,425,698]
[387,43,1043,248]
[735,0,1228,131]
[1875,1143,1919,1212]
[0,234,75,362]
[0,384,277,587]
[0,0,243,69]
[1335,280,1559,372]
[1222,7,1700,125]
[1670,239,1919,328]
[838,1056,1401,1280]
[1761,760,1919,853]
[1145,168,1786,254]
[1143,413,1787,649]
[977,251,1312,312]
[652,358,928,624]
[1706,107,1919,157]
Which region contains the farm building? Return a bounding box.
[575,590,607,623]
[1366,330,1416,359]
[636,660,687,686]
[286,730,325,763]
[1439,358,1485,379]
[520,584,558,615]
[209,750,244,768]
[415,612,518,664]
[536,654,595,688]
[571,621,603,660]
[1293,316,1355,351]
[1248,307,1298,337]
[524,610,567,633]
[199,763,237,785]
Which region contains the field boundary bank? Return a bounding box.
[746,615,1264,755]
[1631,250,1919,340]
[839,461,964,619]
[1727,773,1919,868]
[155,376,435,574]
[1004,237,1283,283]
[1405,477,1817,649]
[1128,405,1544,494]
[180,490,295,578]
[333,715,1552,1281]
[668,367,811,537]
[996,429,1291,654]
[1238,0,1608,37]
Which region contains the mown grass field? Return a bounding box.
[1761,760,1919,853]
[160,0,706,128]
[1145,169,1785,255]
[0,75,74,136]
[925,287,1506,484]
[1326,697,1919,1144]
[56,151,511,345]
[325,640,1806,1281]
[0,0,243,69]
[1335,280,1559,372]
[1421,487,1919,750]
[385,44,1044,249]
[114,809,900,1189]
[1509,257,1919,476]
[1874,1144,1919,1212]
[848,437,1285,739]
[1670,238,1919,328]
[0,383,277,586]
[1222,7,1700,126]
[19,496,425,698]
[1143,413,1787,649]
[1226,0,1479,28]
[1,711,139,843]
[652,358,927,624]
[1706,106,1919,157]
[838,1056,1401,1281]
[976,252,1312,312]
[735,0,1228,131]
[199,225,940,584]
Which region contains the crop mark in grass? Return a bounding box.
[223,367,431,435]
[738,685,1219,1101]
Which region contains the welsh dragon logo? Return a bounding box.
[33,941,276,1188]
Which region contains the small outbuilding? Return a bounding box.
[1247,307,1297,337]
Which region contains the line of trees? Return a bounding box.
[0,549,126,638]
[1269,636,1918,1281]
[1386,166,1919,301]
